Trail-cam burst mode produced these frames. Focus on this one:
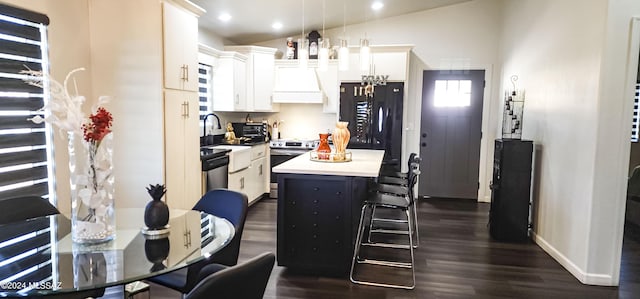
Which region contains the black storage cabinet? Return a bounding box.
[489,139,533,242]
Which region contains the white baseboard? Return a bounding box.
[531,232,616,286]
[478,195,491,203]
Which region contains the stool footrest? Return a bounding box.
[357,258,413,269]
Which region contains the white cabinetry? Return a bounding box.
[224,46,279,112]
[225,143,268,205]
[338,45,412,82]
[164,89,201,209]
[163,1,199,92]
[246,143,268,205]
[212,52,247,111]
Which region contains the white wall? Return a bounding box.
[500,0,640,286]
[588,0,640,285]
[88,0,165,208]
[1,0,93,214]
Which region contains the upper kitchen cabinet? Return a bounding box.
[162,0,203,91]
[225,46,279,112]
[338,45,413,83]
[212,51,248,111]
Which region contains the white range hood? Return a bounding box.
[272,67,324,103]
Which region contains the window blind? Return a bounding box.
[0,3,53,294]
[198,63,212,122]
[633,83,639,142]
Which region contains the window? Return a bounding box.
[433,80,472,107]
[198,63,213,122]
[0,3,53,292]
[632,83,640,142]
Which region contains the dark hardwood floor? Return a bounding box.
[147,197,640,299]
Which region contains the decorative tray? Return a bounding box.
[309,151,352,163]
[141,225,170,239]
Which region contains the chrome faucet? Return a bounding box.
[203,113,222,136]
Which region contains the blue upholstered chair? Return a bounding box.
[148,188,249,294]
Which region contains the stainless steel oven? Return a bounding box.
[269,139,318,198]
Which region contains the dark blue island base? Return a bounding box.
[276,173,370,274]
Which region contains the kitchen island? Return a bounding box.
[272,149,384,274]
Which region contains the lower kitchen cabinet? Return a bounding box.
[276,174,368,273]
[248,156,267,205]
[228,167,249,195]
[226,143,268,205]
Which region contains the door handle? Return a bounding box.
[259,164,263,176]
[240,177,244,189]
[185,64,189,82]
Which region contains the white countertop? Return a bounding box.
[272,149,385,177]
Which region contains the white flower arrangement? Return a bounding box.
[22,67,110,134]
[23,68,116,242]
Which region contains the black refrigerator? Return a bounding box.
[339,82,403,170]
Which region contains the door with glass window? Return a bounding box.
[419,70,485,199]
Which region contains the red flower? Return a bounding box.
[82,107,113,143]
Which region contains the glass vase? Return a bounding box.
[332,122,350,161]
[317,133,331,160]
[68,132,116,244]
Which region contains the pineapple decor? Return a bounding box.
[144,184,169,230]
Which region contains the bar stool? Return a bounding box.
[350,162,420,289]
[368,154,421,248]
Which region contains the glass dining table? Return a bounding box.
[0,208,235,297]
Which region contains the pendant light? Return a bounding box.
[318,0,329,71]
[359,35,370,72]
[360,1,371,72]
[298,0,309,69]
[338,1,349,71]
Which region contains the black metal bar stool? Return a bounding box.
[368,154,421,248]
[350,161,420,289]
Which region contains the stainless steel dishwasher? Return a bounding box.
[201,148,231,191]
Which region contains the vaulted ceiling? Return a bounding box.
[191,0,471,44]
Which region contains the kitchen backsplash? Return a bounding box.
[208,104,338,140]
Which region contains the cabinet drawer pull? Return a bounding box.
[313,199,319,204]
[336,191,342,195]
[313,211,318,215]
[313,187,320,191]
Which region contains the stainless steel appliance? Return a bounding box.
[231,122,268,142]
[269,139,318,198]
[201,148,231,191]
[340,82,404,171]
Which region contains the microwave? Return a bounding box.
[231,122,268,141]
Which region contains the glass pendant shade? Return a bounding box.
[359,38,370,72]
[339,39,349,71]
[318,38,329,71]
[298,38,309,69]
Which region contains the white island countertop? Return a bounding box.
[272,149,385,177]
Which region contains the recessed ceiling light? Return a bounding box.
[272,22,283,30]
[218,13,232,22]
[371,1,384,11]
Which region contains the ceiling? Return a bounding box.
[190,0,471,45]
